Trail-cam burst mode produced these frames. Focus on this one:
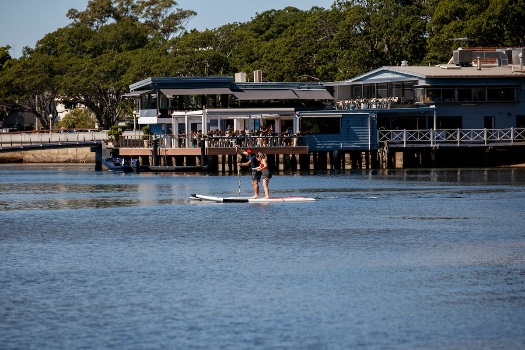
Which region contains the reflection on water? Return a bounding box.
[1,164,525,349]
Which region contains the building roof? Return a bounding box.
[326,64,525,86]
[387,65,525,78]
[127,76,334,100]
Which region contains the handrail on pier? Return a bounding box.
[379,128,525,147]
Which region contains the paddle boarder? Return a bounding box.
[253,152,272,199]
[236,146,261,198]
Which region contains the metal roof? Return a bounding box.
[231,89,299,100]
[331,65,525,86]
[160,88,233,96]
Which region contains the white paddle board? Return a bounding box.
[191,194,315,203]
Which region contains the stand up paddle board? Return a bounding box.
[191,194,315,203]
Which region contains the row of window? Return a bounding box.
[416,87,516,103]
[348,83,518,103]
[301,115,525,134]
[138,93,327,113]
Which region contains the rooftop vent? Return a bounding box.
[235,72,246,82]
[254,70,263,83]
[453,49,473,67]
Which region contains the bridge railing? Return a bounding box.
[379,128,525,147]
[0,131,108,148]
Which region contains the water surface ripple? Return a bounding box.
[1,165,524,349]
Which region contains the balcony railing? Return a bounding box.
[379,128,525,147]
[119,134,307,149]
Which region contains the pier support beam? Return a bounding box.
[91,144,103,171]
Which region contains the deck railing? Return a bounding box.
[379,128,525,147]
[119,134,307,149]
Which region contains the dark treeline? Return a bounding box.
[1,0,524,129]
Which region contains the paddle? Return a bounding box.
[237,153,242,195]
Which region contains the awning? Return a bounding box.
[205,108,296,116]
[293,89,334,100]
[160,88,233,96]
[232,89,299,100]
[122,90,152,97]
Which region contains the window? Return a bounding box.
[351,85,362,99]
[301,117,340,134]
[436,116,462,129]
[472,88,486,102]
[363,85,372,99]
[457,89,472,101]
[487,88,515,101]
[377,83,388,98]
[516,115,525,128]
[392,83,403,98]
[427,88,442,102]
[442,89,455,102]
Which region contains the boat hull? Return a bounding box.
[102,158,133,172]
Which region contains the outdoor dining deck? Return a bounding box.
[118,133,306,149]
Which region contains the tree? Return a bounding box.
[332,0,427,71]
[57,108,97,129]
[60,52,134,128]
[0,53,62,129]
[67,0,196,42]
[0,46,12,70]
[425,0,525,64]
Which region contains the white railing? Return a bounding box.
[0,131,108,149]
[379,128,525,147]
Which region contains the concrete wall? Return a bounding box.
[0,147,95,163]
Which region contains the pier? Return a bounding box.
[2,128,525,169]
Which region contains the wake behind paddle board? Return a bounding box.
[191,194,315,203]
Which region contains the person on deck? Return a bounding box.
[253,152,272,199]
[236,146,261,198]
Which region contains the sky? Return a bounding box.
[1,0,335,59]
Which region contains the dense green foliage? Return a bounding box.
[1,0,524,129]
[57,108,97,129]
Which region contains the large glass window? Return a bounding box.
[351,85,362,99]
[487,88,515,101]
[426,88,442,102]
[392,83,403,98]
[377,83,388,98]
[301,117,341,134]
[457,89,472,101]
[442,89,456,102]
[472,88,486,101]
[436,116,462,129]
[363,85,371,99]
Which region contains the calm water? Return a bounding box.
[1,164,525,349]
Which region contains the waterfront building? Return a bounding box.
[329,47,525,131]
[123,47,525,169]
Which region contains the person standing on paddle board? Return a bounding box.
[253,152,272,199]
[236,146,261,198]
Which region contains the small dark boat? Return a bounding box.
[102,157,133,172]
